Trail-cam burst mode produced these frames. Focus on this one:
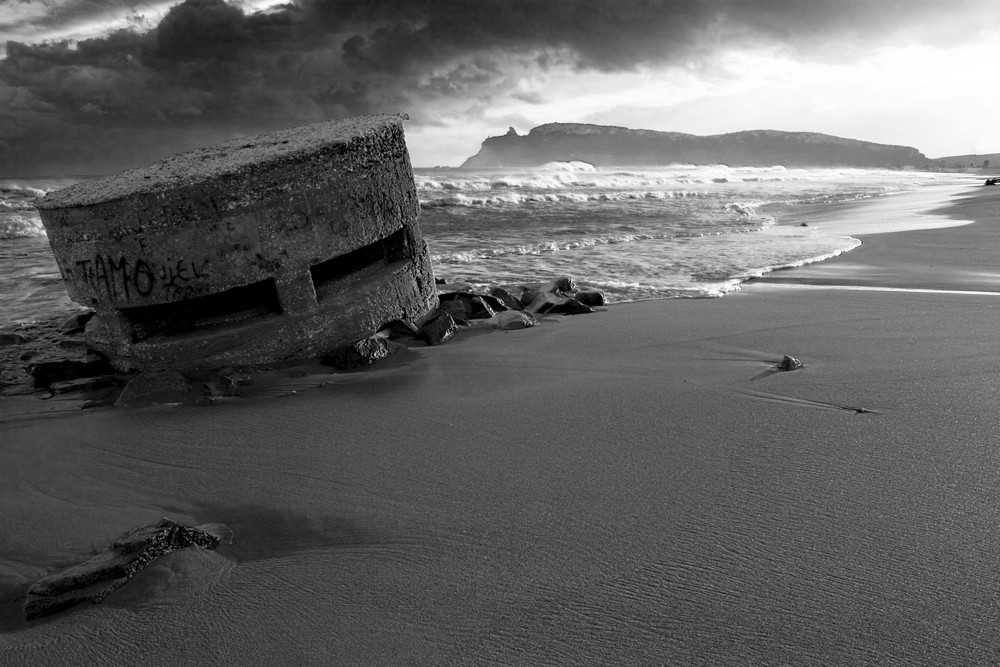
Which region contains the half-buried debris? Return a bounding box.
[24,518,228,621]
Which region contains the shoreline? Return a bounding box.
[749,182,998,292]
[4,181,1000,663]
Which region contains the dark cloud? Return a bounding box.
[0,0,994,174]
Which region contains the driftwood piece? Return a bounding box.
[25,519,223,621]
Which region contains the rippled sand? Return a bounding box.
[2,186,999,665]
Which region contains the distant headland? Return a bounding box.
[460,123,932,169]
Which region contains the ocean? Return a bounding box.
[0,166,978,328]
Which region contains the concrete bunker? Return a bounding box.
[35,114,437,371]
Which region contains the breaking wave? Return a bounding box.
[0,213,47,239]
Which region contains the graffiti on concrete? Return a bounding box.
[70,254,212,301]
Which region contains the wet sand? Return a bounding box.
[3,185,1000,664]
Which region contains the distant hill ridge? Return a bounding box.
[460,123,931,169]
[932,152,999,168]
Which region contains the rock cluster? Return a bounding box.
[0,277,605,405]
[0,308,125,404]
[316,277,605,367]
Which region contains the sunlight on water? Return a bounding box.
[415,164,975,301]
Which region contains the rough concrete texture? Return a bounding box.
[36,114,437,371]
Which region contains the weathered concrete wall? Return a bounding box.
[36,114,437,371]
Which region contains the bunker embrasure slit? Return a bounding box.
[310,227,411,300]
[122,278,282,341]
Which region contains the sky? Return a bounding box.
[1,0,999,175]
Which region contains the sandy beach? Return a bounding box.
[3,184,1000,664]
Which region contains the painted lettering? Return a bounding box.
[72,253,215,300]
[133,260,155,296]
[94,255,110,295]
[107,255,132,299]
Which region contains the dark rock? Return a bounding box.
[57,309,95,334]
[48,376,123,395]
[439,292,498,320]
[28,352,114,390]
[114,369,193,407]
[490,311,539,330]
[24,518,224,621]
[525,293,595,315]
[986,178,998,186]
[547,276,577,294]
[378,319,419,339]
[776,355,803,371]
[0,332,30,346]
[546,298,594,315]
[477,292,508,313]
[573,290,606,307]
[321,334,406,370]
[438,298,471,323]
[519,290,541,308]
[524,292,558,313]
[202,376,241,397]
[419,311,459,345]
[435,277,448,284]
[488,287,524,311]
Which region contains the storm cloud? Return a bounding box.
[0,0,993,174]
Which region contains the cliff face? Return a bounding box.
[460,123,931,169]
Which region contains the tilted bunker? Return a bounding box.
[35,114,437,371]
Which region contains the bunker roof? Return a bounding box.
[36,114,407,210]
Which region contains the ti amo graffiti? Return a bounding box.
[73,254,210,301]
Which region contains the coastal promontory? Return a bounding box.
[460,124,931,169]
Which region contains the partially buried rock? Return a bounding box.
[776,355,803,371]
[524,292,594,315]
[438,292,500,320]
[488,286,524,311]
[547,298,594,315]
[419,311,459,345]
[438,298,471,324]
[573,289,606,307]
[545,276,577,294]
[519,289,541,308]
[321,333,406,369]
[490,310,539,330]
[476,292,508,314]
[24,518,224,621]
[202,375,241,397]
